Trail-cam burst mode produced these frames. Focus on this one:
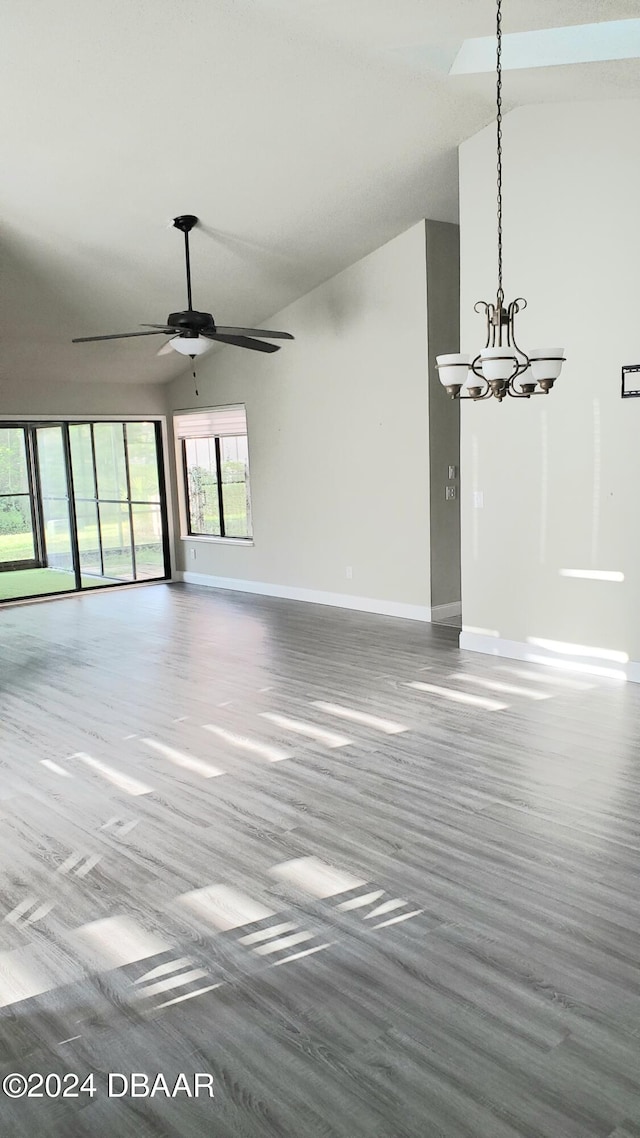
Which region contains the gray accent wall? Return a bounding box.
[426,220,461,611]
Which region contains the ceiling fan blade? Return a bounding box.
[72,330,171,343]
[205,333,280,354]
[214,327,294,340]
[156,340,176,356]
[140,324,177,331]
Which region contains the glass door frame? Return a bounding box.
[0,418,172,603]
[71,420,172,585]
[32,423,82,590]
[0,426,43,572]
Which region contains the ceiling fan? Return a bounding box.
[72,215,294,357]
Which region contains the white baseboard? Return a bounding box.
[431,601,462,621]
[459,631,640,684]
[177,571,432,623]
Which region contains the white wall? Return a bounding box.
[459,101,640,677]
[0,377,168,419]
[167,224,433,618]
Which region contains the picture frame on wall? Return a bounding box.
[621,364,640,398]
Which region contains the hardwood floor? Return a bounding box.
[1,582,640,1137]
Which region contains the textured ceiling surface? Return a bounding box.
[2,0,640,386]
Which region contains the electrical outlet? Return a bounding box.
[445,486,456,501]
[190,547,197,560]
[448,465,457,480]
[346,566,353,579]
[473,491,484,509]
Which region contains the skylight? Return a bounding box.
[450,19,640,75]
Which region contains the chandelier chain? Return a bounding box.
[496,0,503,305]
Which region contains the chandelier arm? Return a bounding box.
[506,381,532,399]
[474,300,495,349]
[507,297,527,337]
[459,385,494,402]
[506,300,529,369]
[470,353,488,381]
[465,356,492,400]
[487,303,496,348]
[508,358,525,382]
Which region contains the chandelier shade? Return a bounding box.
[436,353,471,387]
[479,348,515,382]
[529,350,565,382]
[436,0,565,402]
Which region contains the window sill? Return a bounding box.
[180,535,254,547]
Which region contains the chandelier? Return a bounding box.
[437,0,565,402]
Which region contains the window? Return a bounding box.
[174,406,252,541]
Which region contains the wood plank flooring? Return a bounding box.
[1,582,640,1136]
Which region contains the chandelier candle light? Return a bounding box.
[437,0,565,401]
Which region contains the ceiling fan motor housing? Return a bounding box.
[167,310,216,334]
[172,215,199,233]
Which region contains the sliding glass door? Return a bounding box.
[68,421,166,585]
[0,420,170,603]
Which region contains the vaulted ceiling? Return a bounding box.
[3,0,640,385]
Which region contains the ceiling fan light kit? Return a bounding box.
[437,0,565,403]
[168,335,212,356]
[72,214,294,358]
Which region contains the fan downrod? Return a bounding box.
[173,215,198,233]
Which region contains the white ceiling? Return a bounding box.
[2,0,640,386]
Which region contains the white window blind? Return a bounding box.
[174,405,247,439]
